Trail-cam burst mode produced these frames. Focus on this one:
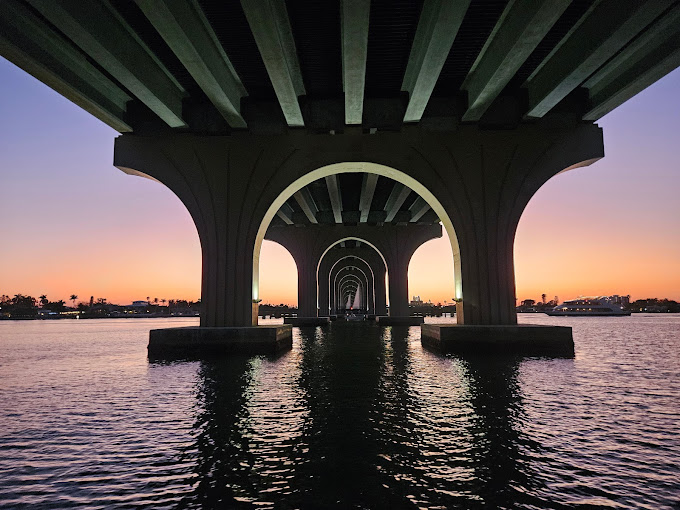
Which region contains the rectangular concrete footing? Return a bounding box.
[283,317,330,326]
[148,325,292,356]
[421,324,574,357]
[376,316,424,326]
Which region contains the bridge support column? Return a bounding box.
[373,263,387,317]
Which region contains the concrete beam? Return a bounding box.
[27,0,186,128]
[524,0,671,118]
[384,183,412,222]
[293,188,319,224]
[583,5,680,120]
[137,0,247,128]
[462,0,570,121]
[401,0,471,122]
[359,173,379,222]
[341,0,370,124]
[409,197,431,222]
[0,0,132,133]
[325,175,343,223]
[276,202,295,225]
[241,0,306,127]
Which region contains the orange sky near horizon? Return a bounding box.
[1,59,679,307]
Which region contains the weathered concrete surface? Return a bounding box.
[283,317,330,327]
[376,316,424,326]
[115,124,603,328]
[421,324,574,357]
[148,325,292,355]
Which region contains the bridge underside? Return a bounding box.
[2,0,675,354]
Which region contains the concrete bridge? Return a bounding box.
[2,0,678,354]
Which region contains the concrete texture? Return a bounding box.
[421,324,574,357]
[114,124,604,328]
[148,325,292,355]
[376,316,425,326]
[283,317,330,327]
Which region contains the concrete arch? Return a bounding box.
[328,255,375,313]
[115,124,603,327]
[335,269,369,312]
[319,237,386,314]
[253,162,462,307]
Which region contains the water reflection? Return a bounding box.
[460,356,537,507]
[182,324,543,508]
[182,355,257,507]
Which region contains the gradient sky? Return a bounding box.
[1,57,679,306]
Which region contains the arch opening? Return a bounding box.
[328,256,375,313]
[257,240,298,320]
[253,163,462,314]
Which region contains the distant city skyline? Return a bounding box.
[1,58,679,306]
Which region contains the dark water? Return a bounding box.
[0,316,678,509]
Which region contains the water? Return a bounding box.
[0,316,678,509]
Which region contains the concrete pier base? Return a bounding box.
[148,325,292,356]
[376,316,424,326]
[283,317,331,326]
[421,324,574,357]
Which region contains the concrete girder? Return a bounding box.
[341,0,370,125]
[461,0,571,122]
[325,175,344,223]
[583,5,680,121]
[384,183,412,222]
[524,0,672,118]
[27,0,186,128]
[293,188,319,224]
[136,0,247,128]
[276,203,295,225]
[401,0,471,123]
[409,197,431,223]
[241,0,305,127]
[359,173,379,222]
[0,0,132,133]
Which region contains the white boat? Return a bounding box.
[546,297,631,316]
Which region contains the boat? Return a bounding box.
[546,297,631,316]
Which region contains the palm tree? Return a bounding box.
[146,296,150,303]
[39,294,48,307]
[161,299,166,306]
[70,294,78,308]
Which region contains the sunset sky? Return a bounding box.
[1,57,679,306]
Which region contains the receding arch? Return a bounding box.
[253,163,462,306]
[335,270,369,312]
[328,255,375,313]
[317,237,387,315]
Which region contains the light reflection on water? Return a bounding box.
[0,316,678,508]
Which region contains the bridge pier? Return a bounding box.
[113,124,603,355]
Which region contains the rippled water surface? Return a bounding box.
[0,316,679,508]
